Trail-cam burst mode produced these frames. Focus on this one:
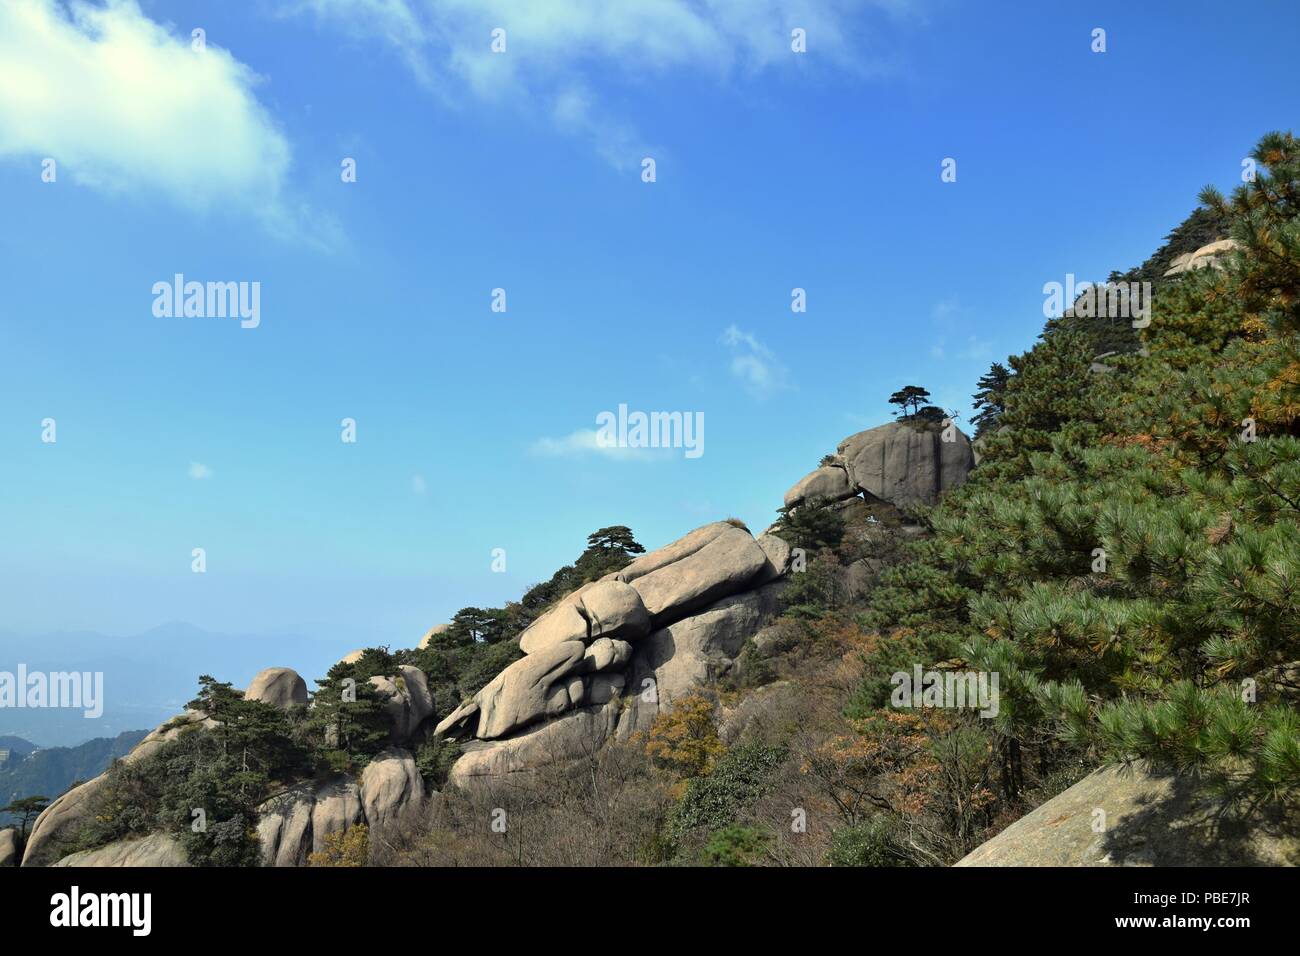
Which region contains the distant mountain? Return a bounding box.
[0,729,148,823]
[0,736,39,762]
[0,622,347,746]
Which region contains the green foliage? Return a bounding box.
[414,736,462,788]
[827,816,916,867]
[971,362,1010,439]
[667,743,786,841]
[858,131,1300,811]
[0,794,50,847]
[773,497,845,553]
[306,660,391,773]
[888,385,932,418]
[699,824,771,866]
[64,681,312,867]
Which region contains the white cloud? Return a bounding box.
[0,1,330,243]
[720,324,789,399]
[283,0,908,167]
[530,428,663,461]
[188,462,213,480]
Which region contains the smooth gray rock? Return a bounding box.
[518,579,650,655]
[581,636,633,673]
[783,463,855,508]
[310,779,363,854]
[516,597,589,656]
[1162,238,1239,277]
[603,521,733,583]
[956,762,1300,866]
[0,828,16,867]
[244,667,308,709]
[629,525,767,622]
[52,832,189,867]
[457,639,587,740]
[368,665,435,741]
[837,420,974,508]
[359,747,424,832]
[637,583,785,708]
[754,532,792,585]
[448,698,624,786]
[257,785,316,867]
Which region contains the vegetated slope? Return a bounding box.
[0,730,147,822]
[830,130,1300,864]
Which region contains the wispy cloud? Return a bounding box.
[188,462,213,480]
[530,428,664,461]
[0,0,336,246]
[720,324,789,399]
[411,474,427,494]
[281,0,908,168]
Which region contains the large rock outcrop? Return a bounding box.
[785,421,974,512]
[783,463,856,508]
[957,762,1300,866]
[256,761,425,866]
[244,666,308,709]
[0,828,16,867]
[257,786,317,867]
[309,779,364,854]
[837,420,974,508]
[21,709,218,866]
[1163,238,1239,277]
[436,521,789,783]
[359,748,425,832]
[52,833,189,867]
[369,664,435,741]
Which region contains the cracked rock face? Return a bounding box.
[435,521,788,777]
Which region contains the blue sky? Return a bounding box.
[2,0,1298,664]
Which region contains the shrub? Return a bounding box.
[699,824,771,866]
[667,743,786,841]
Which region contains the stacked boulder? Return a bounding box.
[434,521,791,785]
[256,747,425,866]
[784,420,975,511]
